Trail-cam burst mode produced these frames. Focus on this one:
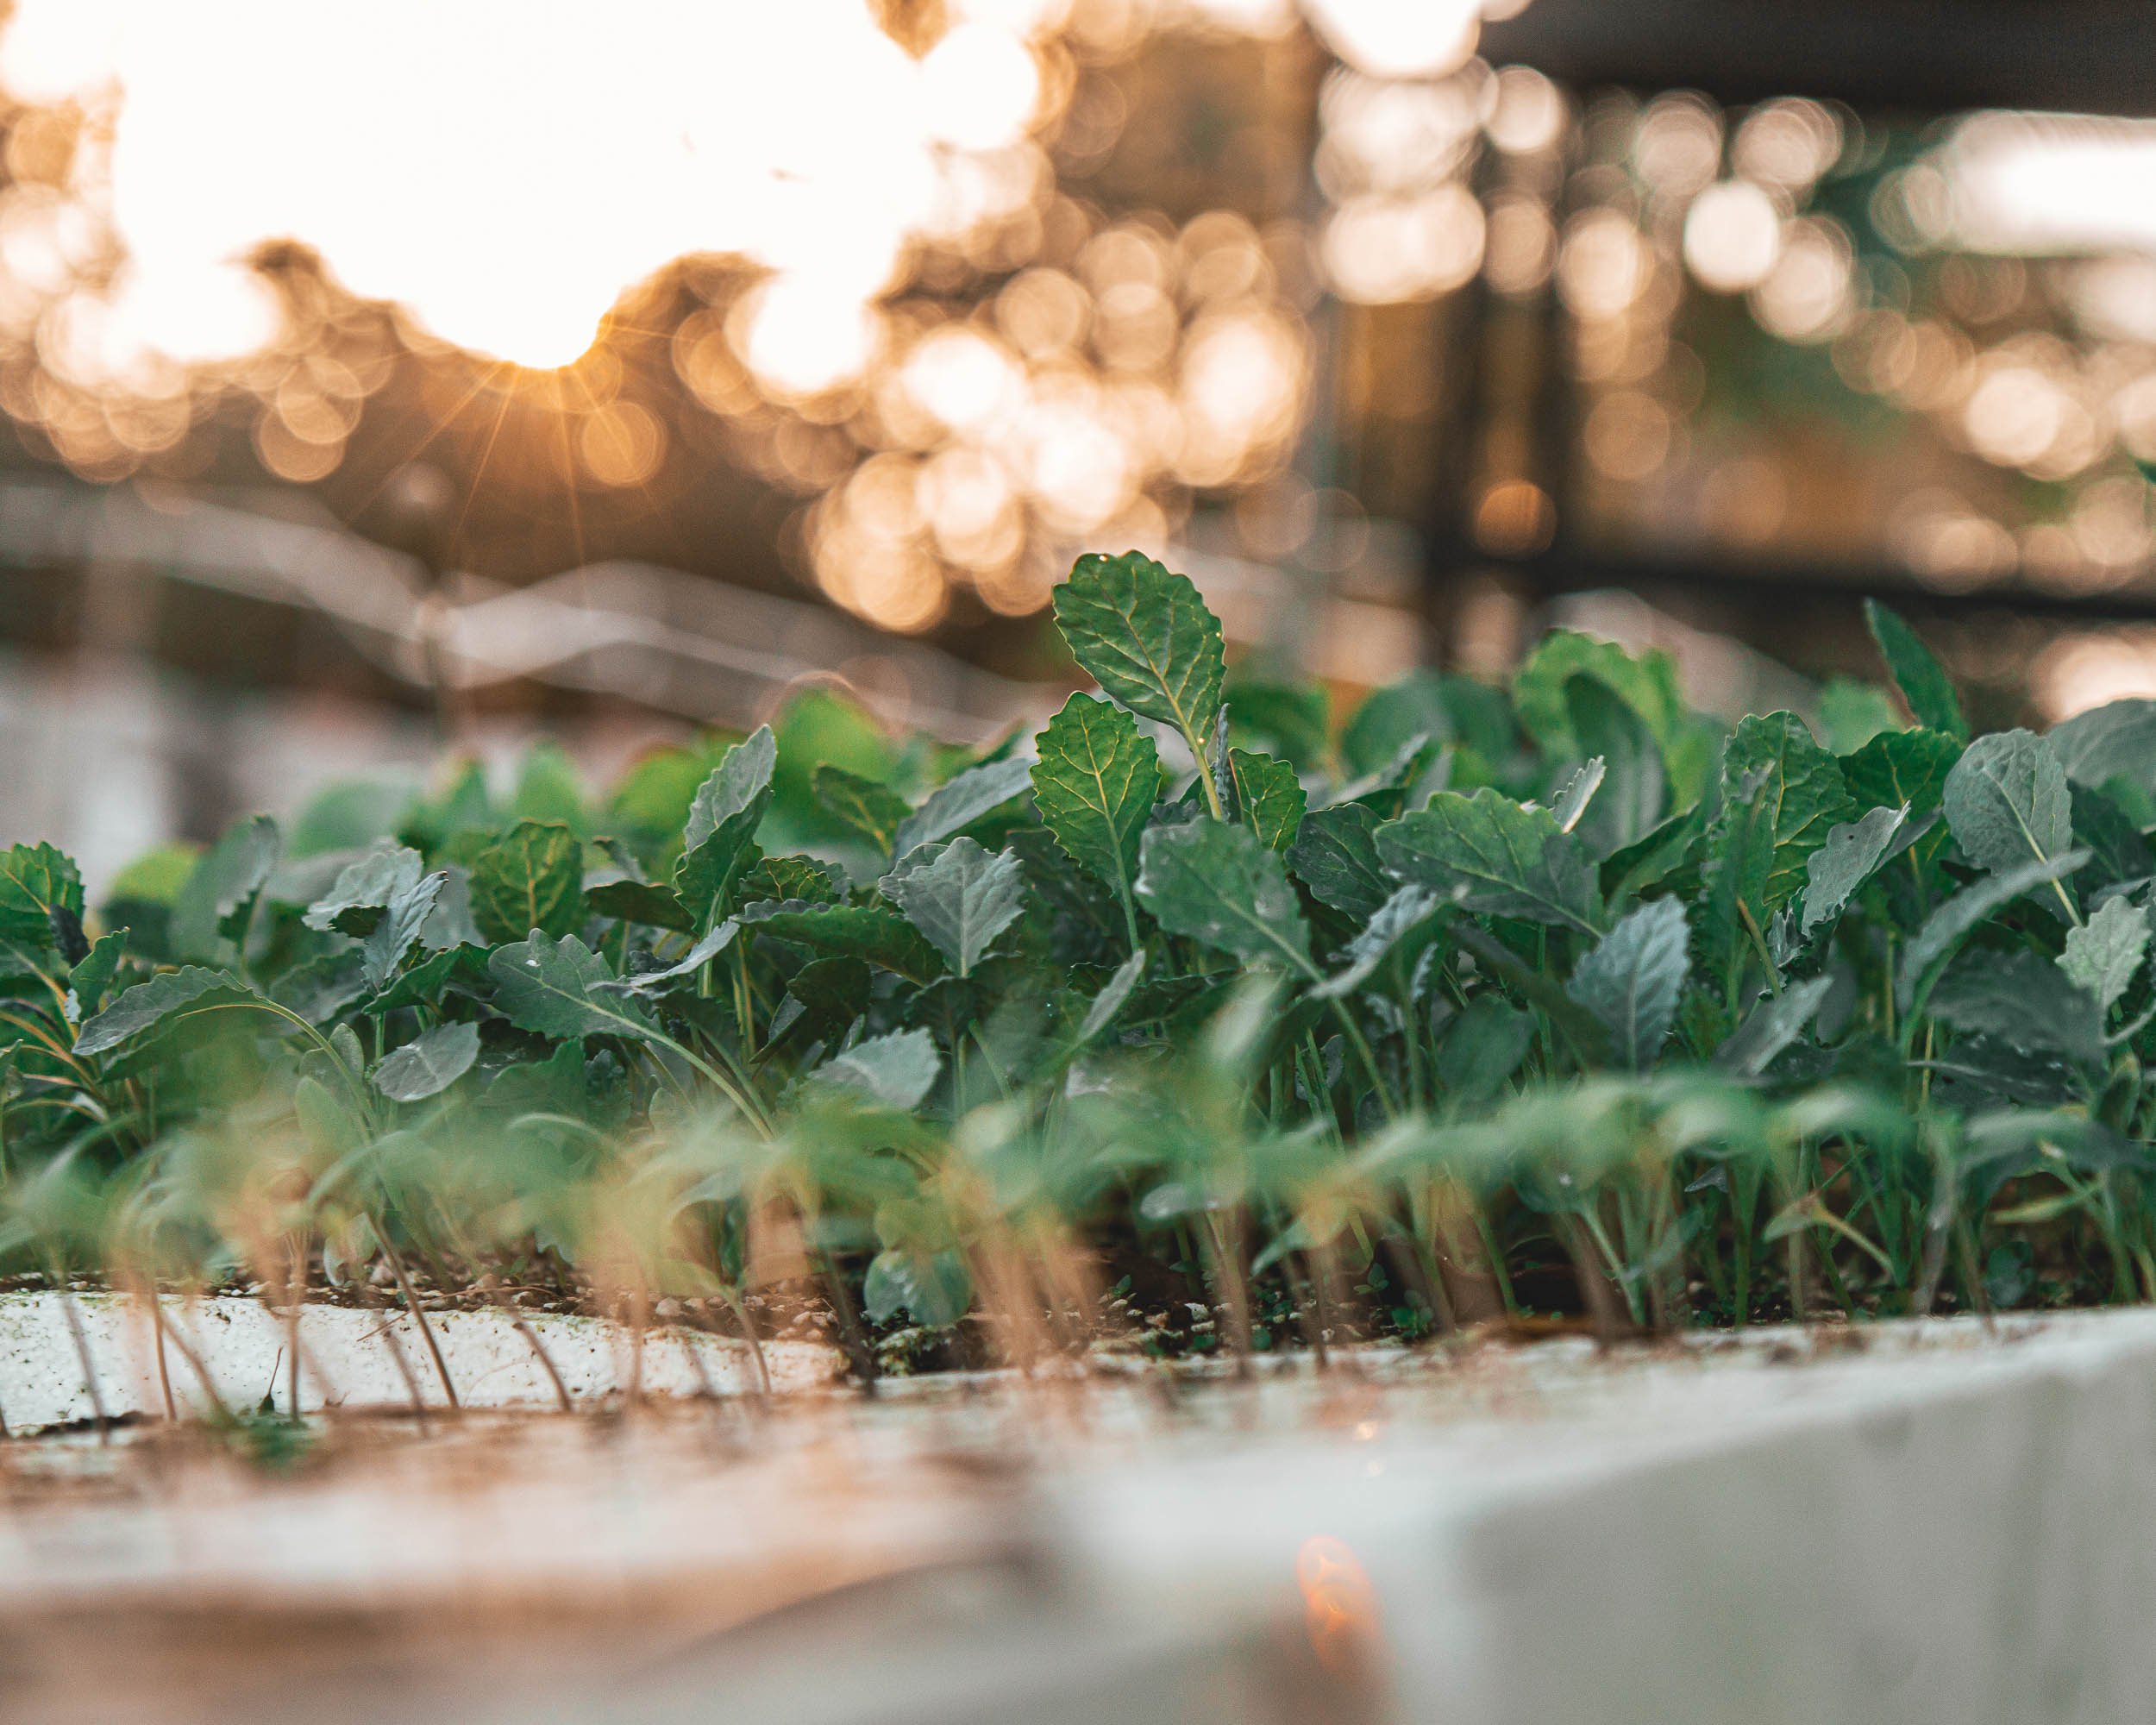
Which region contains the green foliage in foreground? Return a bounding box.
[11,554,2156,1365]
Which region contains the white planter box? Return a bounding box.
[0,1290,840,1429]
[3,1304,2153,1725]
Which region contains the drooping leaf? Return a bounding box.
[1942,729,2078,922]
[1714,975,1835,1076]
[812,765,911,858]
[1229,748,1306,853]
[373,1020,483,1102]
[602,922,738,995]
[1800,805,1910,938]
[473,821,585,945]
[1137,819,1313,973]
[781,956,874,1033]
[881,838,1026,978]
[65,929,127,1019]
[1601,804,1706,906]
[361,869,448,990]
[1897,850,2090,1017]
[2060,894,2149,1014]
[814,1027,942,1109]
[1288,803,1394,922]
[1565,896,1689,1071]
[1076,947,1149,1044]
[1841,726,1960,923]
[741,900,945,983]
[75,966,265,1059]
[1928,950,2105,1065]
[2049,699,2156,799]
[303,844,423,937]
[1052,551,1225,758]
[1376,788,1602,935]
[892,757,1033,860]
[1865,599,1967,741]
[1546,758,1605,834]
[582,837,693,932]
[1312,885,1449,1000]
[365,943,488,1014]
[1030,693,1158,924]
[672,726,777,932]
[487,932,660,1043]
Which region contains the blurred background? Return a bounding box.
[3,0,2154,889]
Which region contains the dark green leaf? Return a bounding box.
[270,951,370,1024]
[2049,699,2156,797]
[812,765,911,857]
[1343,670,1516,777]
[2060,894,2148,1014]
[0,844,84,953]
[487,932,659,1043]
[1053,551,1225,756]
[1288,803,1393,921]
[1708,712,1854,916]
[1714,975,1835,1076]
[672,727,777,932]
[1225,677,1330,771]
[1841,726,1959,817]
[366,944,487,1014]
[1565,896,1689,1071]
[1928,950,2105,1065]
[75,966,264,1058]
[1865,599,1967,741]
[2069,784,2152,893]
[1377,788,1602,934]
[881,838,1025,978]
[170,816,280,960]
[361,869,447,991]
[1436,994,1534,1106]
[742,900,944,983]
[1312,885,1447,1000]
[66,929,127,1018]
[1898,850,2089,1017]
[893,757,1033,859]
[605,922,738,995]
[1565,674,1666,856]
[373,1021,482,1101]
[1137,819,1313,973]
[1942,729,2078,922]
[304,844,423,937]
[814,1028,942,1108]
[1800,804,1909,938]
[1030,693,1158,922]
[1229,748,1306,852]
[473,822,585,944]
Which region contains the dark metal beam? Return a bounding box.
[1479,0,2156,119]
